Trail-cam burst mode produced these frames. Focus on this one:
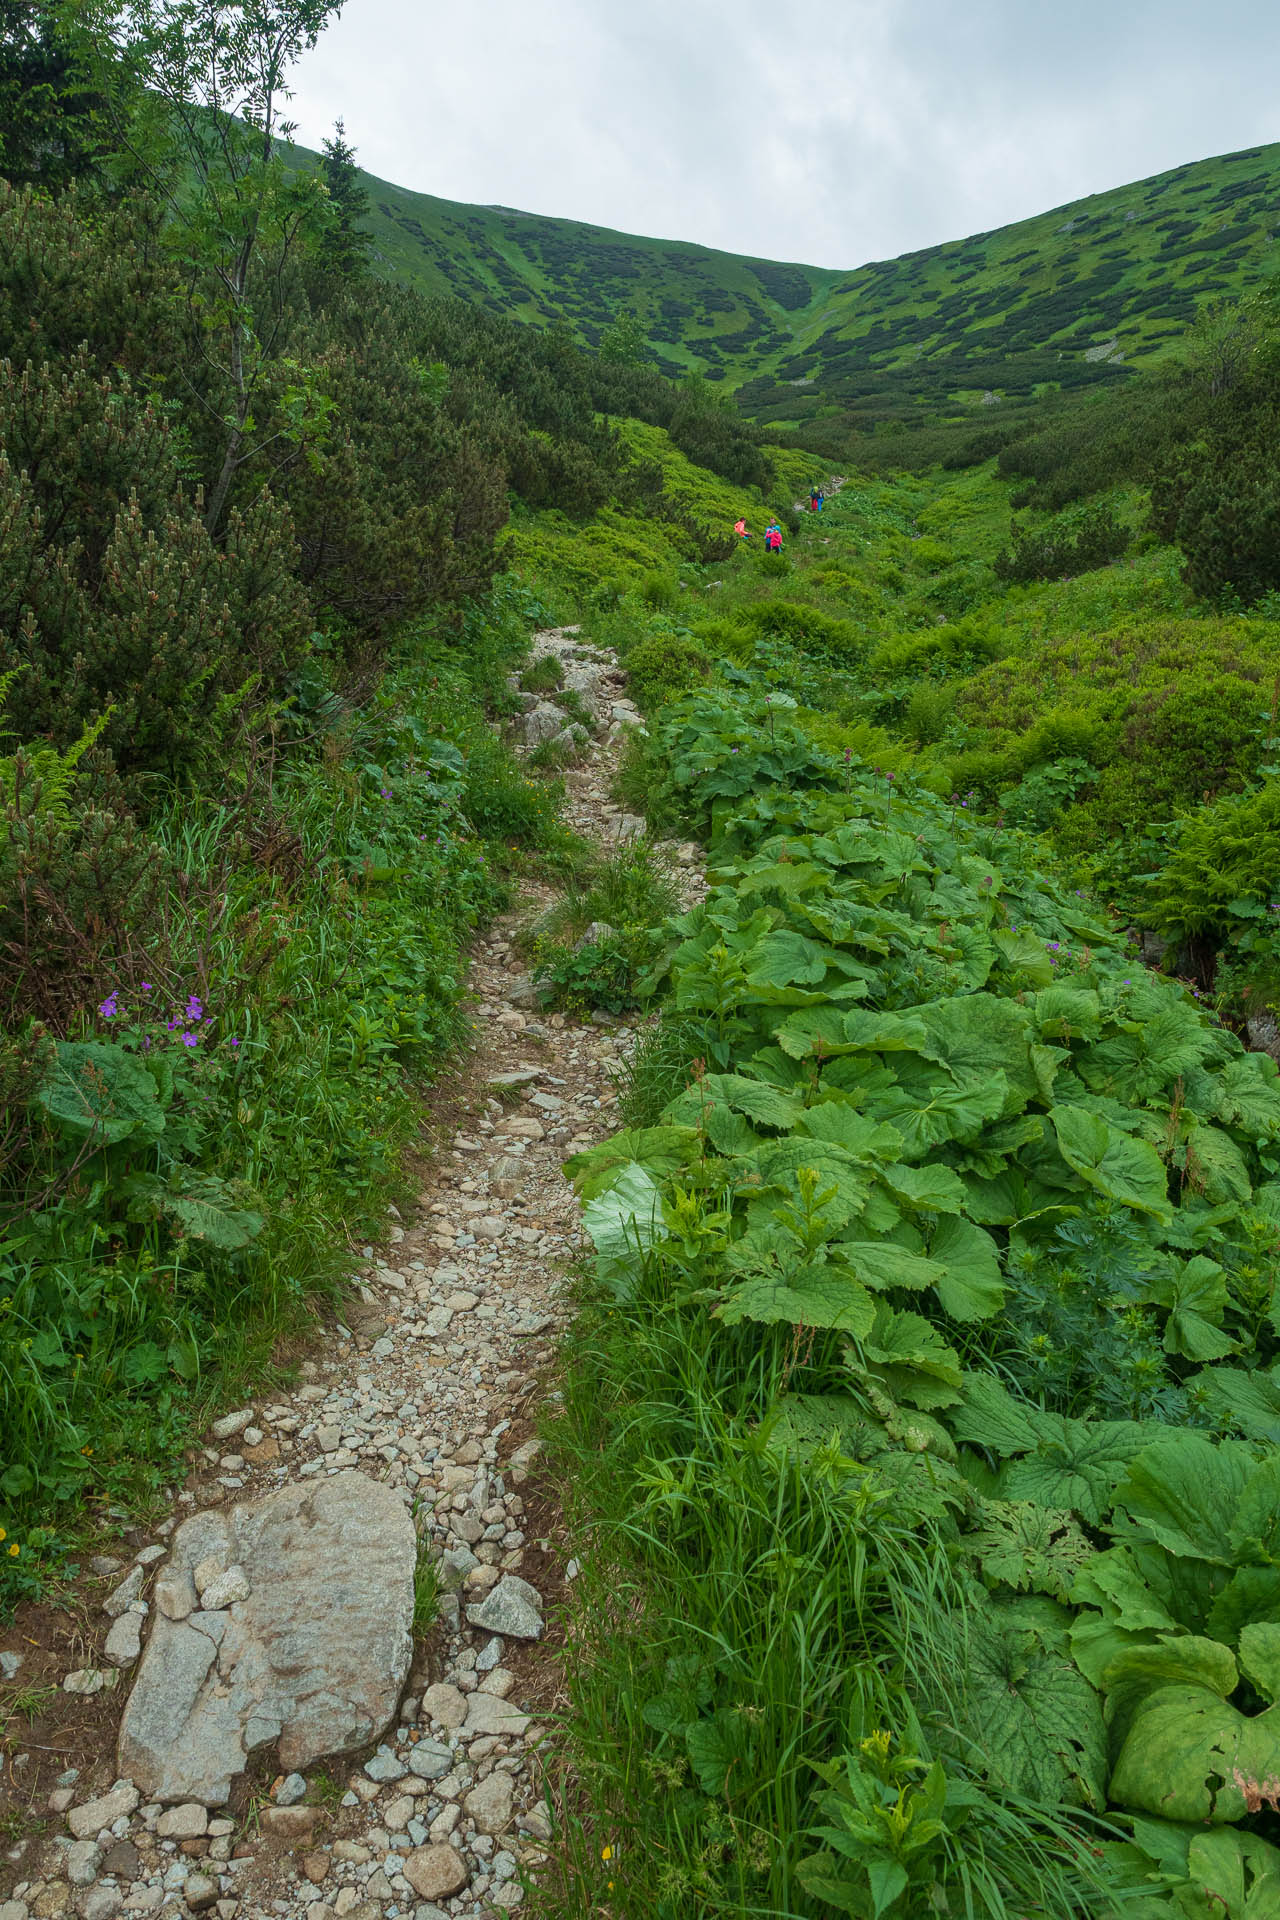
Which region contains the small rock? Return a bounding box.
[103,1567,145,1618]
[65,1840,100,1887]
[182,1877,218,1914]
[258,1806,320,1841]
[152,1569,197,1622]
[68,1783,140,1840]
[403,1846,469,1901]
[406,1739,452,1782]
[133,1545,166,1568]
[362,1747,405,1784]
[463,1772,513,1835]
[103,1612,143,1668]
[273,1773,307,1806]
[465,1575,543,1642]
[300,1852,329,1885]
[461,1693,530,1739]
[0,1649,21,1680]
[197,1565,250,1611]
[421,1683,467,1730]
[518,1806,552,1843]
[77,1892,122,1920]
[210,1411,254,1442]
[157,1804,208,1840]
[99,1841,141,1878]
[63,1669,118,1698]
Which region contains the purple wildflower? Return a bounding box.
[98,990,119,1018]
[185,994,203,1022]
[182,1032,198,1048]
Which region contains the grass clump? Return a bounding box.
[526,841,680,1015]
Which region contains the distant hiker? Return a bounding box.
[734,518,750,541]
[809,486,820,512]
[816,489,825,512]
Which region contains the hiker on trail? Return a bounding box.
[734,518,750,541]
[816,488,825,512]
[765,523,783,554]
[809,486,820,512]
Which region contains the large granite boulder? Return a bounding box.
[118,1471,415,1805]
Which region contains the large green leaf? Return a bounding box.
[1077,1008,1216,1104]
[1215,1054,1280,1141]
[866,1067,1008,1161]
[1229,1456,1280,1567]
[968,1500,1094,1602]
[1109,1684,1280,1825]
[1208,1567,1280,1647]
[1034,985,1103,1042]
[765,1393,880,1462]
[959,1600,1107,1807]
[1145,1256,1236,1362]
[674,1073,803,1131]
[566,1126,700,1199]
[718,1260,877,1336]
[1181,1124,1253,1206]
[744,1140,873,1231]
[1050,1104,1172,1219]
[1003,1417,1154,1527]
[1102,1635,1241,1754]
[581,1162,668,1257]
[744,928,831,988]
[876,1162,967,1214]
[37,1041,165,1146]
[1239,1623,1280,1706]
[1193,1366,1280,1446]
[838,1240,947,1295]
[797,1102,903,1160]
[951,1373,1043,1456]
[918,994,1039,1110]
[855,1306,963,1410]
[155,1178,264,1250]
[1112,1436,1257,1565]
[927,1214,1005,1322]
[964,1166,1077,1227]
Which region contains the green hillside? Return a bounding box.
[300,138,1280,428]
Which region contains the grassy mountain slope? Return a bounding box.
[294,138,1280,426]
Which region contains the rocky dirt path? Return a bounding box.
[1,631,699,1920]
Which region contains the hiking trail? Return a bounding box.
[3,629,703,1920]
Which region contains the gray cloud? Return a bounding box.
[290,0,1280,268]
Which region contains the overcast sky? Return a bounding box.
[290,1,1280,270]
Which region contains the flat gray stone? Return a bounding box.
[461,1693,530,1739]
[464,1771,513,1834]
[406,1738,453,1781]
[404,1846,469,1901]
[65,1839,100,1886]
[118,1472,414,1805]
[67,1783,139,1840]
[464,1575,543,1642]
[156,1803,207,1839]
[103,1612,143,1668]
[103,1567,144,1618]
[78,1891,122,1920]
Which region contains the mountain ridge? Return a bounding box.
[288,136,1280,430]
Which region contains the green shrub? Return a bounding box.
[994,502,1130,583]
[902,680,955,745]
[0,355,312,784]
[638,569,679,611]
[625,631,712,709]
